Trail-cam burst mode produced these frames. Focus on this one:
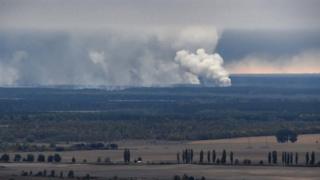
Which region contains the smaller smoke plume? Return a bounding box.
[175,49,231,87]
[0,50,28,86]
[89,50,105,65]
[89,50,108,72]
[0,63,18,86]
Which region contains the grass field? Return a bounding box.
[1,134,320,179]
[1,163,319,180]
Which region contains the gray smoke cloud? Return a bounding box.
[226,49,320,74]
[0,64,18,85]
[1,0,319,30]
[1,0,318,87]
[0,50,28,86]
[0,26,231,87]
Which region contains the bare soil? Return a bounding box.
[1,134,320,180]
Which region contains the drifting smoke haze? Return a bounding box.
[0,0,319,86]
[0,27,230,87]
[227,50,320,74]
[0,64,18,85]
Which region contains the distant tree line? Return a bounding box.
[0,153,61,163]
[173,149,319,167]
[305,151,317,166]
[0,142,118,152]
[276,129,298,143]
[71,143,118,150]
[0,86,320,142]
[268,151,318,166]
[177,149,234,165]
[173,174,206,180]
[21,169,75,179]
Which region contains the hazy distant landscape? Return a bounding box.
[0,75,319,179]
[1,0,320,179]
[0,75,319,142]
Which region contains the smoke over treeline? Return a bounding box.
[0,27,231,87]
[2,0,320,87]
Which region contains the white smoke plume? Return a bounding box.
[175,49,231,87]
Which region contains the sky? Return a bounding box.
[0,0,319,86]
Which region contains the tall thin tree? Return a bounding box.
[212,150,216,163]
[221,150,227,164]
[207,151,211,163]
[305,152,310,165]
[230,151,234,164]
[199,150,204,163]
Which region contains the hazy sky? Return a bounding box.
[1,0,319,30]
[0,0,319,86]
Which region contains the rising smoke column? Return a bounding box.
[175,48,231,87]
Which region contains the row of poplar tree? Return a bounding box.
[268,151,317,165]
[177,149,234,164]
[123,149,318,166]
